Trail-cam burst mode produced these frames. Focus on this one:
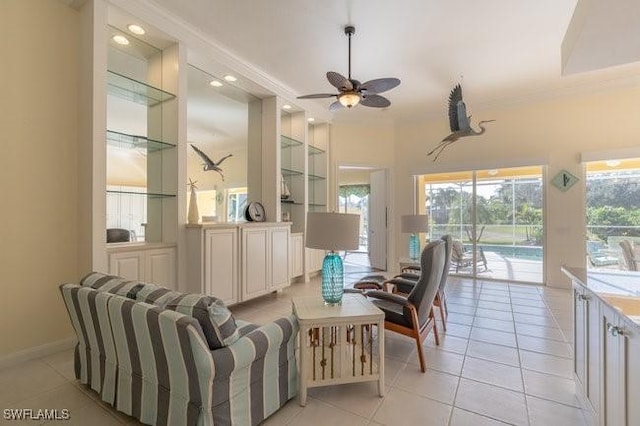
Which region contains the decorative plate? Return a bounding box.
[551,169,579,192]
[245,201,266,222]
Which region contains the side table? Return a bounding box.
[292,294,385,406]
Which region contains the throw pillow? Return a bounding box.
[166,294,239,350]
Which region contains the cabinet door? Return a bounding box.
[109,251,144,281]
[241,227,270,301]
[204,229,237,305]
[585,294,601,417]
[146,248,176,289]
[602,304,624,426]
[290,234,304,278]
[270,227,290,290]
[623,319,640,426]
[573,286,587,392]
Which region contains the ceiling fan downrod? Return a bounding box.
[345,25,355,80]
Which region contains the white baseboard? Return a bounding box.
[0,337,77,370]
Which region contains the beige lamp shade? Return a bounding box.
[401,214,429,233]
[306,212,360,251]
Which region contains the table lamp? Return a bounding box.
[402,214,429,261]
[306,212,360,305]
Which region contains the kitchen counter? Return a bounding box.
[562,266,640,328]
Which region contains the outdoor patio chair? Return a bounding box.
[619,240,639,271]
[451,240,487,272]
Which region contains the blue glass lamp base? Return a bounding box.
[409,233,420,261]
[321,252,344,305]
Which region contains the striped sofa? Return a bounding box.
[60,273,298,425]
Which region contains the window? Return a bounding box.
[585,159,640,270]
[420,166,544,283]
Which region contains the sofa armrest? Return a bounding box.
[211,314,298,377]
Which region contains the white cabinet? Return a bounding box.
[109,250,144,281]
[270,226,290,290]
[600,304,640,426]
[188,223,290,304]
[186,226,238,305]
[572,284,601,418]
[241,225,290,301]
[306,248,325,275]
[108,245,176,288]
[290,233,304,278]
[242,227,271,300]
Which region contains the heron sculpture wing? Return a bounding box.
[448,84,471,132]
[190,144,215,167]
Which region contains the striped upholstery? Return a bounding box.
[80,272,239,350]
[61,279,299,425]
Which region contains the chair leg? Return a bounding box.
[431,308,440,346]
[409,305,427,372]
[435,293,447,331]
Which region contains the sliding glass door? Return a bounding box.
[420,166,544,283]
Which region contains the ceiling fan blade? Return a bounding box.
[297,93,338,99]
[360,94,391,108]
[326,71,353,91]
[329,101,344,112]
[359,78,401,94]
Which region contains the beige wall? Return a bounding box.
[0,1,80,356]
[393,87,640,287]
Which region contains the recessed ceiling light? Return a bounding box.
[606,160,621,167]
[307,117,315,122]
[209,80,223,87]
[224,75,237,82]
[127,24,146,35]
[282,104,292,110]
[487,169,499,176]
[112,35,130,45]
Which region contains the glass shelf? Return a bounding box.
[308,145,326,155]
[308,174,326,181]
[107,70,176,107]
[107,190,176,199]
[309,203,327,207]
[281,135,303,148]
[281,199,303,205]
[106,130,176,152]
[281,167,304,177]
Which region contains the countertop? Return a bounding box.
[562,266,640,328]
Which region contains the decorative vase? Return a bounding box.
[321,252,344,305]
[188,186,200,224]
[409,233,420,260]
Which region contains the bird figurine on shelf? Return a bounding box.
[190,144,233,181]
[427,84,495,161]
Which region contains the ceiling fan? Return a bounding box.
[297,25,401,111]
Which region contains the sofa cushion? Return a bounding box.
[165,294,239,350]
[81,272,239,350]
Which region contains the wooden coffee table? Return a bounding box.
[292,294,385,406]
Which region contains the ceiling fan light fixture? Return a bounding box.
[338,92,360,108]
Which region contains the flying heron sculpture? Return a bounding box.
[427,84,495,161]
[190,144,232,181]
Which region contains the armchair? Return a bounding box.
[366,240,445,372]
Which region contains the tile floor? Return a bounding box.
[0,276,591,425]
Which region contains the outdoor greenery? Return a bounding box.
[586,172,640,241]
[427,179,543,245]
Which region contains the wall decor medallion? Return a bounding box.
[551,169,579,192]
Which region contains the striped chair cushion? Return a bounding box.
[166,294,239,350]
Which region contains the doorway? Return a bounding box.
[338,166,389,274]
